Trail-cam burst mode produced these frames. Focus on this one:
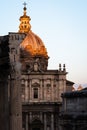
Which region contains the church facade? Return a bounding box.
[0,4,74,130]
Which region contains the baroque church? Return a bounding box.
[0,4,74,130]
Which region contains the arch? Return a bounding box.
[32,119,42,124]
[31,119,43,130]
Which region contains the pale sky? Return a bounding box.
[0,0,87,85]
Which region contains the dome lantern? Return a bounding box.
[19,2,31,33]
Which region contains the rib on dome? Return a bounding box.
[20,31,48,58]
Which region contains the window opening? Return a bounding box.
[34,88,38,99]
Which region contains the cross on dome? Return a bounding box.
[23,2,27,7]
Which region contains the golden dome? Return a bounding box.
[20,31,48,58]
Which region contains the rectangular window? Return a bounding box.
[34,88,38,99]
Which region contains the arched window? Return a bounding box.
[33,88,38,99]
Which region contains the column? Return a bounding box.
[28,79,30,101]
[28,112,32,130]
[44,81,46,102]
[10,73,22,130]
[51,113,54,130]
[44,113,47,130]
[29,80,32,101]
[51,79,54,101]
[40,80,43,101]
[25,80,28,102]
[40,112,42,121]
[73,123,76,130]
[42,79,44,101]
[26,114,28,130]
[63,79,66,92]
[56,80,59,101]
[29,112,32,124]
[58,79,63,101]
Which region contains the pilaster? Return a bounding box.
[29,80,32,101]
[44,113,47,130]
[51,79,54,101]
[51,113,54,130]
[25,80,29,102]
[26,114,29,130]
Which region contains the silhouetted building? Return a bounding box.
[60,88,87,130]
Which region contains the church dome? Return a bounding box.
[19,3,48,71]
[20,30,48,58]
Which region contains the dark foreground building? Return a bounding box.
[60,88,87,130]
[0,4,75,130]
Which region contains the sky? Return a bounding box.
[0,0,87,85]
